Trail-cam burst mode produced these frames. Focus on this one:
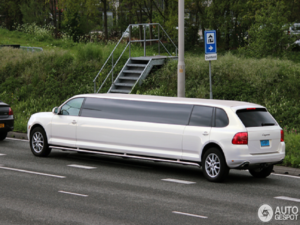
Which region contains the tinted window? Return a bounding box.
[61,98,84,116]
[81,98,193,125]
[189,105,213,127]
[236,108,277,127]
[215,108,229,127]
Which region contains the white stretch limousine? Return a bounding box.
[27,94,285,182]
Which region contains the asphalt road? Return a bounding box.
[0,138,300,225]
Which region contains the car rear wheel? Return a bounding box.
[0,132,7,141]
[249,165,273,178]
[203,148,229,182]
[30,127,51,157]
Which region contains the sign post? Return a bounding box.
[204,30,217,99]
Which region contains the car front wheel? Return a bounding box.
[0,132,7,141]
[30,127,51,157]
[249,165,273,178]
[203,148,229,182]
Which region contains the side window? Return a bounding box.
[81,98,193,125]
[189,105,213,127]
[60,98,84,116]
[215,108,229,127]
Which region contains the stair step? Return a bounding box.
[119,76,139,80]
[123,70,142,74]
[127,64,147,67]
[115,83,134,87]
[110,89,130,94]
[131,58,151,61]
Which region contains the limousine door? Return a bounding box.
[182,106,213,161]
[50,98,84,148]
[76,98,191,159]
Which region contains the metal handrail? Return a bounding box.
[96,42,130,93]
[93,23,178,93]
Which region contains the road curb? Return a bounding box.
[6,132,300,177]
[7,131,28,140]
[273,166,300,177]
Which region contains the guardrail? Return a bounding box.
[0,45,43,52]
[93,23,178,93]
[20,46,43,52]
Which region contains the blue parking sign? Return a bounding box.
[205,30,217,54]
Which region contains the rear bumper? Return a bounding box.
[225,142,285,169]
[234,159,284,169]
[0,117,14,133]
[227,152,285,169]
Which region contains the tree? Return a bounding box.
[0,0,22,30]
[241,0,295,57]
[19,0,49,26]
[58,0,108,41]
[206,0,249,49]
[283,0,300,23]
[101,0,109,41]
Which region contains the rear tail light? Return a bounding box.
[232,132,248,145]
[281,130,284,142]
[8,107,13,115]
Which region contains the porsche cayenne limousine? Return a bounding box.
[27,94,285,182]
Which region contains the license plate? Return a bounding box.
[0,123,4,128]
[261,140,270,147]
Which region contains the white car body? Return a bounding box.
[289,23,300,36]
[27,94,285,181]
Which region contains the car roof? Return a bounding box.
[0,101,8,106]
[73,93,263,110]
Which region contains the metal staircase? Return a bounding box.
[93,23,178,94]
[108,56,167,93]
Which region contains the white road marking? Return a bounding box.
[0,154,6,156]
[274,196,300,203]
[172,211,207,219]
[6,137,28,142]
[68,164,96,169]
[59,191,88,197]
[271,173,300,179]
[244,170,300,179]
[162,178,196,184]
[0,166,65,178]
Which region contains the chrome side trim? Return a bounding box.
[250,151,278,155]
[49,146,200,167]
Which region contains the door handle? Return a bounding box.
[203,131,209,136]
[72,120,77,124]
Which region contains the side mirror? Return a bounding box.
[52,107,59,114]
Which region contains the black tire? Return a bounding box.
[249,165,273,178]
[30,127,51,157]
[202,148,229,182]
[0,132,7,141]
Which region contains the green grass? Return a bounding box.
[282,129,300,168]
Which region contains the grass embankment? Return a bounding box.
[0,28,299,168]
[0,28,158,131]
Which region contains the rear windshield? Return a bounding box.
[236,108,277,127]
